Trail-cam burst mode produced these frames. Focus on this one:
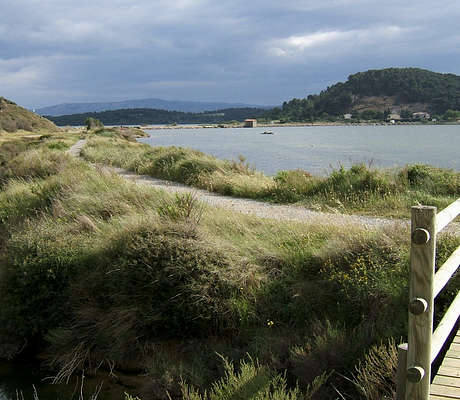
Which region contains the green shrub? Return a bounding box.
[0,219,93,342]
[272,170,317,202]
[85,117,104,130]
[318,232,408,330]
[402,164,460,195]
[314,164,396,198]
[181,356,313,400]
[352,339,398,400]
[45,219,247,378]
[157,192,205,224]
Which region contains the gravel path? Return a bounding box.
[113,167,403,230]
[69,140,459,233]
[66,139,87,157]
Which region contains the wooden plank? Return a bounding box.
[430,396,458,400]
[446,349,460,359]
[436,198,460,233]
[438,366,460,378]
[453,335,460,344]
[433,375,460,388]
[407,206,437,400]
[430,383,460,398]
[450,343,460,351]
[433,245,460,298]
[442,358,460,369]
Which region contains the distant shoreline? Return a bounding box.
[138,121,458,130]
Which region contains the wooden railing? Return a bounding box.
[396,198,460,400]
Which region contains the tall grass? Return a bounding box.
[81,137,460,218]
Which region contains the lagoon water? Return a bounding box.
[139,125,460,175]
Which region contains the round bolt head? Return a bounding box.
[412,228,430,245]
[409,297,428,315]
[407,366,425,383]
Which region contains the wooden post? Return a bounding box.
[406,206,436,400]
[396,343,408,400]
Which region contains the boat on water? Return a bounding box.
[260,130,274,135]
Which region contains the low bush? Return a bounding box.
[401,163,460,196]
[272,170,318,202]
[180,356,322,400]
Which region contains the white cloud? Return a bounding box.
[267,26,409,59]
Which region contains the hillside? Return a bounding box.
[46,107,269,126]
[36,98,273,116]
[0,97,60,133]
[270,68,460,121]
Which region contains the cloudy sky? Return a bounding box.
[1,0,460,109]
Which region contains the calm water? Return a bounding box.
[139,125,460,175]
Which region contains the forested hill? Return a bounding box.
[46,107,269,126]
[269,68,460,121]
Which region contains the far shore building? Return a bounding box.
[388,113,401,121]
[244,118,257,128]
[412,112,430,120]
[343,113,352,119]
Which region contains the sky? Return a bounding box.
[1,0,460,109]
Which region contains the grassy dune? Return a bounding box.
[0,97,60,133]
[81,136,460,218]
[0,132,458,399]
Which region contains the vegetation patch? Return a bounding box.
[0,132,458,399]
[82,136,460,218]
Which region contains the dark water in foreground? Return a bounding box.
[139,124,460,175]
[0,361,128,400]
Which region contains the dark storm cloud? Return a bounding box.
[1,0,459,108]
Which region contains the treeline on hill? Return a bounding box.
[46,107,270,126]
[268,68,460,122]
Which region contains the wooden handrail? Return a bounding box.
[436,198,460,233]
[397,197,460,400]
[431,291,460,362]
[433,245,460,298]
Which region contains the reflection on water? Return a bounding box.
[139,125,460,176]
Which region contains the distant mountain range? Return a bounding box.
[36,98,273,116]
[46,107,270,126]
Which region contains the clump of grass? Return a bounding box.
[402,164,460,195]
[2,147,73,181]
[271,169,319,202]
[157,192,205,224]
[351,339,398,400]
